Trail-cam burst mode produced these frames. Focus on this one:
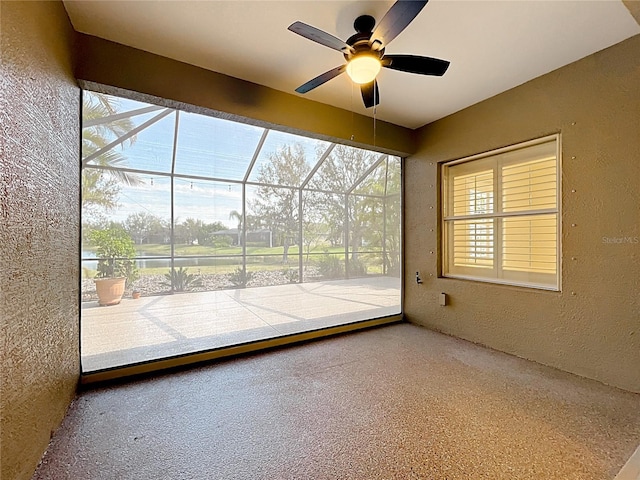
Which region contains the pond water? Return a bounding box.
[81,251,281,269]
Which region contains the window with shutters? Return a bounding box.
[442,135,560,290]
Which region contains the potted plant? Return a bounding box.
[90,227,138,306]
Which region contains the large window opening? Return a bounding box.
[81,91,402,372]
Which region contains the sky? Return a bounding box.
[84,92,398,228]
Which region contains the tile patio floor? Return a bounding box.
[81,276,401,372]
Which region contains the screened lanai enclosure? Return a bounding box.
[81,91,401,372]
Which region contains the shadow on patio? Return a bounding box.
[81,276,401,372]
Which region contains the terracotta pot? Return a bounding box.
[94,277,127,306]
[132,291,141,299]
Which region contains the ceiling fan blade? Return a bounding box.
[360,80,380,108]
[370,0,428,49]
[383,55,450,76]
[288,21,354,54]
[295,65,347,94]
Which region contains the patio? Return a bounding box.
[81,276,401,372]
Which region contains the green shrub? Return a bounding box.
[211,235,233,248]
[318,254,344,279]
[228,267,254,287]
[347,258,368,277]
[89,227,138,285]
[162,267,203,292]
[282,267,299,283]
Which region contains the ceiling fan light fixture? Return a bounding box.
[290,1,446,107]
[346,54,381,84]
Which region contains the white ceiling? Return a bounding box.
[63,0,639,129]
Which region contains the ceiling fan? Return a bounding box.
[288,0,450,108]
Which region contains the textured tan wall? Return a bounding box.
[0,2,80,479]
[623,0,640,24]
[73,33,416,156]
[405,34,640,392]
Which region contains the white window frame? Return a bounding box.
[442,134,561,291]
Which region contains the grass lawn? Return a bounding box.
[135,243,348,256]
[82,243,386,278]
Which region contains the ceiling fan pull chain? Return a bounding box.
[373,103,377,148]
[351,82,355,141]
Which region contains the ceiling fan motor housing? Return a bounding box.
[345,15,385,63]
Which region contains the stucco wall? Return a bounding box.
[404,34,640,392]
[0,2,80,478]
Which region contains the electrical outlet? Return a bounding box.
[439,293,447,306]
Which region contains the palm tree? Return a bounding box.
[82,91,142,211]
[229,210,243,246]
[82,169,119,212]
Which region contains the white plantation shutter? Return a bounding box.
[450,218,494,268]
[502,147,557,213]
[452,170,494,216]
[502,215,557,272]
[443,136,560,290]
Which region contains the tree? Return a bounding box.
[300,189,330,262]
[176,218,202,245]
[198,221,228,246]
[82,169,120,216]
[249,142,398,275]
[380,159,402,276]
[228,209,243,246]
[250,144,311,262]
[81,91,142,212]
[309,145,380,261]
[171,218,228,246]
[124,212,166,245]
[349,157,402,276]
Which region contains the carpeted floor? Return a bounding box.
[33,323,640,479]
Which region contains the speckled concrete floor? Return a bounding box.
[34,323,640,479]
